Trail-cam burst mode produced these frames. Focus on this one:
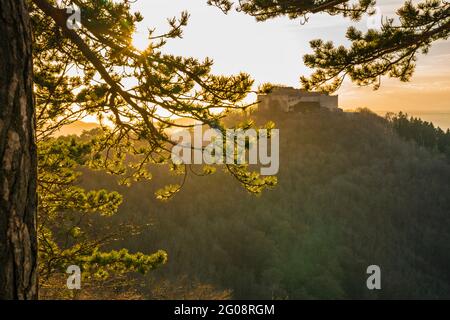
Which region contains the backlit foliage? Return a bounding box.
[209,0,450,92]
[31,0,276,294]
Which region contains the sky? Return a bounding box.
[130,0,450,129]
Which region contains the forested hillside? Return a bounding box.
[67,108,450,299]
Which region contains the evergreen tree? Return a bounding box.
[0,0,37,300]
[1,0,277,298]
[209,0,450,92]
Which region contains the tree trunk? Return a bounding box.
[0,0,38,300]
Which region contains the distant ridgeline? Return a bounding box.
[257,86,341,113]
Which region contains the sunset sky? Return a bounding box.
[130,0,450,129]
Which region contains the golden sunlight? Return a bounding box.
[132,31,149,52]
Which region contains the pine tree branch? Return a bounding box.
[32,0,163,141]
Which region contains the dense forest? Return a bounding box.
[41,107,450,299]
[388,112,450,161]
[2,0,449,301]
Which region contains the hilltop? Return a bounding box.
[68,107,450,299]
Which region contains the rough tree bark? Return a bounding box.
[0,0,38,299]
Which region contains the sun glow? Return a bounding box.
[131,31,149,52]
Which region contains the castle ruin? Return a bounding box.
[257,86,339,113]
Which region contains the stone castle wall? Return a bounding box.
[257,87,339,112]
